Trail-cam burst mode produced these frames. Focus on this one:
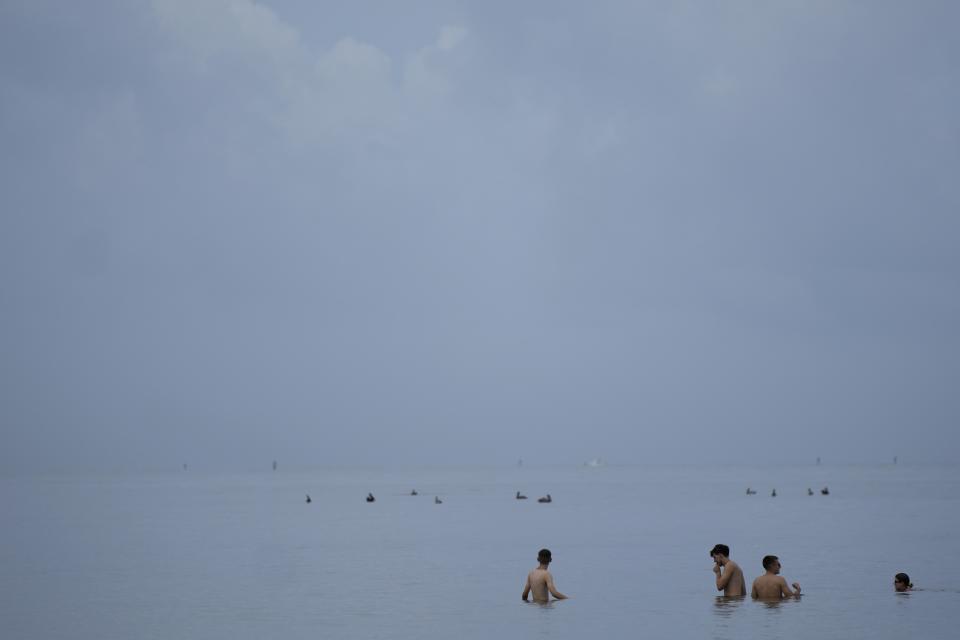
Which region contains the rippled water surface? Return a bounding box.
[3,464,958,639]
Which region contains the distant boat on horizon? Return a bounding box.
[584,457,606,468]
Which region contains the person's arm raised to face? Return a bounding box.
[546,572,568,600]
[714,561,732,591]
[522,575,531,602]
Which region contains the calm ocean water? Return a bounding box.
[2,464,958,639]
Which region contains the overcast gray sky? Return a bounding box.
[2,0,958,472]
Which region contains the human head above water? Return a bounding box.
[762,555,780,572]
[710,544,730,560]
[538,549,552,564]
[894,573,912,592]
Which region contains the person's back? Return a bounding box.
[751,555,800,600]
[522,549,569,603]
[525,568,553,603]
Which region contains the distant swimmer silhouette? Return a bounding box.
[771,489,777,497]
[435,496,442,504]
[746,488,757,495]
[516,491,528,500]
[537,494,552,503]
[305,494,312,504]
[821,486,830,495]
[366,493,376,503]
[807,488,814,496]
[410,489,418,496]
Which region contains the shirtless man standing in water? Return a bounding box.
[522,549,569,603]
[710,544,746,596]
[751,555,801,599]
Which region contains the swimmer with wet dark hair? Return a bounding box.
[710,544,746,596]
[522,548,569,603]
[751,555,801,599]
[894,573,913,592]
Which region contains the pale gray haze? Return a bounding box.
[2,1,958,473]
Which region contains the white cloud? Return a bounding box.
[151,0,301,66]
[151,2,467,145]
[277,37,398,143]
[437,25,468,52]
[403,25,469,103]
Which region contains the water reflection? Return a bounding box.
[712,595,745,619]
[758,599,785,611]
[524,600,558,611]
